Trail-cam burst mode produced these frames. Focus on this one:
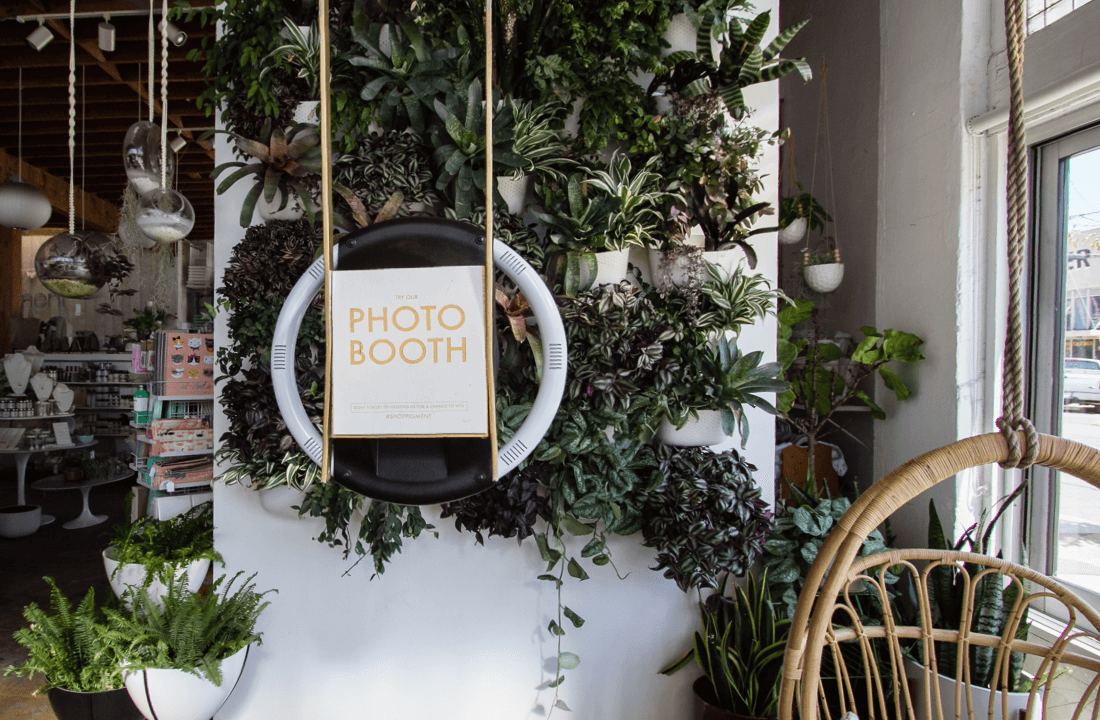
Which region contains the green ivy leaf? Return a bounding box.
[548,620,565,637]
[567,558,590,581]
[564,606,585,628]
[558,652,581,670]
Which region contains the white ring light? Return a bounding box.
[270,240,567,479]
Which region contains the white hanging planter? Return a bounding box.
[496,175,532,215]
[258,485,307,520]
[103,547,210,610]
[657,410,729,447]
[905,661,1037,720]
[257,186,305,222]
[124,645,249,720]
[778,217,808,245]
[803,262,844,293]
[292,100,319,124]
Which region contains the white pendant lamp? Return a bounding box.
[134,0,193,243]
[37,1,102,300]
[0,69,52,231]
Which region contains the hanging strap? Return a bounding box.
[67,0,75,234]
[996,0,1039,469]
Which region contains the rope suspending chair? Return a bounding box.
[779,1,1100,719]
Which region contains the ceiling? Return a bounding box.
[0,0,216,239]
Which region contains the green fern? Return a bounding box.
[106,571,273,686]
[4,578,129,693]
[108,502,223,585]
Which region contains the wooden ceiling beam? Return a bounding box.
[0,147,117,232]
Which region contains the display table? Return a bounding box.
[0,440,96,526]
[31,469,135,529]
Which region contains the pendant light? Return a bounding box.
[35,1,112,299]
[122,4,175,195]
[0,69,53,231]
[135,0,194,243]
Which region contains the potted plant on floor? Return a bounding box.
[4,578,143,720]
[103,501,222,609]
[108,571,273,720]
[659,571,791,720]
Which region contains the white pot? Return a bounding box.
[663,13,697,55]
[590,248,632,288]
[657,410,729,447]
[563,98,584,138]
[292,100,319,124]
[0,505,41,538]
[778,217,808,245]
[258,485,307,520]
[496,175,532,215]
[648,249,740,290]
[103,547,210,610]
[257,186,304,222]
[804,262,844,293]
[905,661,1037,720]
[124,645,249,720]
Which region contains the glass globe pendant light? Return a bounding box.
[122,119,175,196]
[37,4,104,299]
[0,69,52,231]
[134,2,193,243]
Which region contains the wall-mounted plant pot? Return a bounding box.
[103,547,210,610]
[124,645,249,720]
[663,13,697,55]
[258,485,307,520]
[657,410,729,448]
[778,217,808,245]
[257,187,304,223]
[292,100,319,124]
[803,262,844,293]
[47,685,143,720]
[562,98,584,138]
[648,249,739,291]
[588,248,632,288]
[905,661,1037,720]
[0,504,41,538]
[496,175,532,216]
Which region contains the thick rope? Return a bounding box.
[68,0,75,234]
[160,0,168,189]
[17,68,21,182]
[148,0,154,122]
[996,0,1039,468]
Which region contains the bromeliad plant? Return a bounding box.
[210,121,322,227]
[660,572,791,718]
[642,445,774,592]
[4,579,128,694]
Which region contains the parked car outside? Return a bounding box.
[1064,358,1100,410]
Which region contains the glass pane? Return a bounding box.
[1056,145,1100,592]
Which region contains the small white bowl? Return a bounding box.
[0,505,42,538]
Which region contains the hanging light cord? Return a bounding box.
[17,68,22,182]
[148,0,154,122]
[160,0,169,189]
[82,65,85,229]
[68,0,75,234]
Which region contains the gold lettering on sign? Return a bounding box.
[420,305,436,330]
[438,305,465,331]
[369,340,396,365]
[392,306,418,332]
[399,339,426,364]
[350,308,364,333]
[368,307,387,332]
[350,340,365,365]
[427,337,443,363]
[447,337,467,363]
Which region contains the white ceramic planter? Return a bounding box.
[258,485,307,520]
[588,248,632,288]
[905,661,1037,720]
[257,186,304,222]
[496,175,532,215]
[292,100,319,124]
[778,217,808,245]
[648,249,740,290]
[663,13,697,55]
[563,98,584,137]
[103,547,210,610]
[804,262,844,293]
[124,645,249,720]
[0,504,41,538]
[657,410,729,447]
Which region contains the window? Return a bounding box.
[1027,0,1096,34]
[1028,124,1100,611]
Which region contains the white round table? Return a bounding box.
[0,439,95,526]
[30,468,133,529]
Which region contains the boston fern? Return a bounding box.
[642,445,774,592]
[5,579,129,693]
[107,572,272,686]
[108,502,222,581]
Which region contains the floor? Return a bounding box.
[0,459,134,720]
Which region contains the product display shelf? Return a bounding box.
[131,392,214,498]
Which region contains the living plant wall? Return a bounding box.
[194,0,807,714]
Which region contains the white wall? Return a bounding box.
[211,5,781,718]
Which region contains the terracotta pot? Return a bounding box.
[692,678,774,720]
[777,444,840,499]
[47,686,143,720]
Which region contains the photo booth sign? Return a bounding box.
[330,266,489,438]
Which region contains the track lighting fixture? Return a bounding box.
[162,21,186,47]
[98,17,115,52]
[26,23,53,51]
[169,134,187,153]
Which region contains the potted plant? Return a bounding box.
[655,335,787,448]
[4,578,143,720]
[122,304,170,343]
[103,502,222,610]
[659,571,791,720]
[801,237,845,293]
[776,299,925,489]
[209,121,322,227]
[500,97,574,214]
[108,571,273,720]
[778,182,829,245]
[333,129,440,218]
[641,445,774,592]
[260,19,359,125]
[532,172,617,292]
